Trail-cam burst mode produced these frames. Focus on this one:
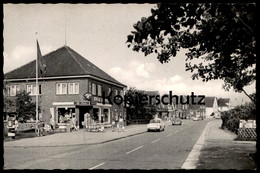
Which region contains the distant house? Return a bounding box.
[218,98,231,112]
[4,46,126,128]
[188,97,206,118]
[161,95,189,119]
[205,97,219,118]
[188,104,206,118]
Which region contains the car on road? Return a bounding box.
[192,116,203,121]
[147,118,165,132]
[172,117,182,125]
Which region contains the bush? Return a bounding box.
[221,111,229,129]
[221,101,256,133]
[226,117,240,133]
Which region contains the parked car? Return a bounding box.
[214,114,221,119]
[147,118,165,132]
[172,117,182,125]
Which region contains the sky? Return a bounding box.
[3,4,256,106]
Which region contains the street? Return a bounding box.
[4,119,210,169]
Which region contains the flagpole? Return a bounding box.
[36,33,39,136]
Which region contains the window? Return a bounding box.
[9,85,20,96]
[115,89,118,96]
[118,90,123,97]
[89,82,92,93]
[92,83,96,95]
[108,87,111,96]
[97,85,102,96]
[56,83,67,95]
[68,83,79,94]
[27,85,41,95]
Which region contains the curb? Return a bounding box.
[181,121,213,169]
[4,131,147,148]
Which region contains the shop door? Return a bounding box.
[79,106,92,129]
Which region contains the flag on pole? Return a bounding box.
[37,40,46,77]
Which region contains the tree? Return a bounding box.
[127,3,256,102]
[15,91,37,122]
[3,84,16,118]
[125,87,157,122]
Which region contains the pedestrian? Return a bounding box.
[72,114,78,131]
[14,116,19,131]
[111,118,116,132]
[38,118,44,136]
[50,114,54,131]
[118,116,124,132]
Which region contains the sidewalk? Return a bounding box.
[4,121,171,147]
[197,120,256,170]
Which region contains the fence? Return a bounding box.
[237,128,257,141]
[237,119,256,141]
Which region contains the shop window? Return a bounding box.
[68,82,79,94]
[92,83,97,95]
[56,83,67,95]
[9,85,20,96]
[97,85,102,96]
[103,109,109,122]
[58,108,75,123]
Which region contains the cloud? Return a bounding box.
[109,67,122,74]
[136,64,150,78]
[135,62,156,78]
[169,75,181,83]
[4,45,52,73]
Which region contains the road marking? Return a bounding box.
[126,146,143,154]
[151,139,160,143]
[89,163,105,170]
[166,134,172,137]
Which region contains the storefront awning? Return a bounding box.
[75,101,92,107]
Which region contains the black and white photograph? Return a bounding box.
[3,3,256,170]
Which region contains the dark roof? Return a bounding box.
[205,97,216,107]
[217,98,230,107]
[161,95,187,104]
[188,104,204,110]
[142,91,160,96]
[4,46,126,87]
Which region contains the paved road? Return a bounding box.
[4,119,211,169]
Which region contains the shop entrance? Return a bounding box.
[78,106,93,129]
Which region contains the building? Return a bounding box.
[205,97,219,118]
[4,46,127,128]
[217,98,231,112]
[158,95,189,120]
[188,104,206,118]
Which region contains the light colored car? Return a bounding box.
[192,117,199,121]
[172,118,182,125]
[192,116,203,121]
[147,118,165,132]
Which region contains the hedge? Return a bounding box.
[221,102,256,134]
